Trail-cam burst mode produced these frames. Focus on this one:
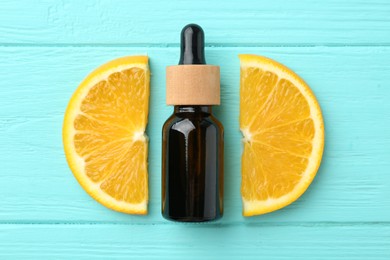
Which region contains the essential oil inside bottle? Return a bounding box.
[162,24,224,222]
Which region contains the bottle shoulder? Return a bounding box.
[162,114,180,131]
[163,113,223,134]
[208,114,224,132]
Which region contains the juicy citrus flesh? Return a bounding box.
[239,54,324,216]
[63,56,150,214]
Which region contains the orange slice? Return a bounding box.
[63,56,150,214]
[239,54,324,216]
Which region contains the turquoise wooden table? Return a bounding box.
[1,0,390,259]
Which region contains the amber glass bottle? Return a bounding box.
[162,24,224,222]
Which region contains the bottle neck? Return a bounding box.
[174,105,212,114]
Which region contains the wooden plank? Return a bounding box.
[0,47,389,223]
[0,224,389,259]
[1,0,390,45]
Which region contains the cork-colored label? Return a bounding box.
[166,65,220,105]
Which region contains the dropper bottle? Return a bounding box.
[162,24,224,222]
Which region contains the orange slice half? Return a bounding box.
[63,56,150,214]
[239,54,324,216]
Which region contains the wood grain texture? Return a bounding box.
[0,47,389,224]
[0,224,389,259]
[1,0,390,45]
[1,0,390,258]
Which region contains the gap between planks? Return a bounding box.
[0,221,389,227]
[1,43,390,48]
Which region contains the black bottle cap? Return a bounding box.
[179,24,206,65]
